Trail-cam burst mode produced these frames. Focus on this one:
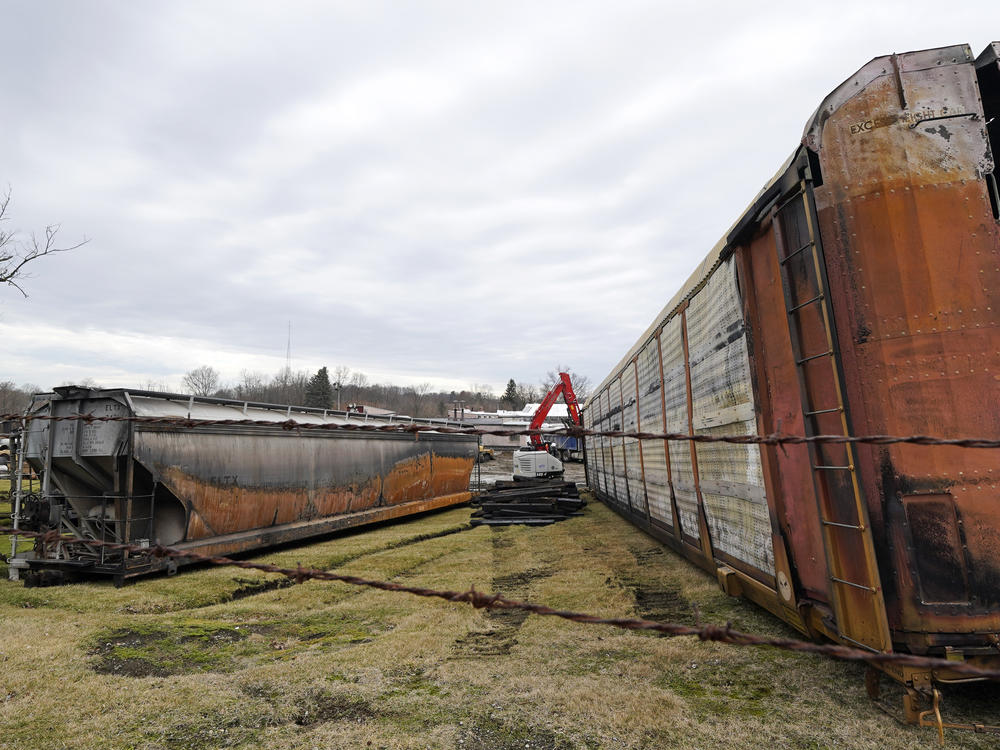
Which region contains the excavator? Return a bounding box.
[512,372,582,480]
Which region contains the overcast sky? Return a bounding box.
[0,1,994,395]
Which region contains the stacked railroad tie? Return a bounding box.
[470,479,585,526]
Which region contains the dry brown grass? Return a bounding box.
[0,499,997,749]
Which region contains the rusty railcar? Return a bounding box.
[584,42,1000,708]
[8,386,477,584]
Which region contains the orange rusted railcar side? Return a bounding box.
[737,228,829,606]
[807,44,1000,658]
[585,42,1000,694]
[14,387,478,583]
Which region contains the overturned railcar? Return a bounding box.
[584,42,1000,701]
[8,387,477,583]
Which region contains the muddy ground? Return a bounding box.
[4,496,995,750]
[2,461,999,749]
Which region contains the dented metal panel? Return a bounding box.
[636,340,672,528]
[687,258,773,575]
[583,396,599,489]
[608,377,629,506]
[660,314,699,542]
[620,362,646,516]
[601,388,615,499]
[594,389,611,499]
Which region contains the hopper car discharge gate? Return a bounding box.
[7,387,478,586]
[583,41,1000,738]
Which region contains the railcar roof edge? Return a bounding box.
[28,385,471,429]
[586,40,997,409]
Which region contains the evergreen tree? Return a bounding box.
[501,378,518,409]
[305,366,334,408]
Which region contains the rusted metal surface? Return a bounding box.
[584,41,1000,695]
[808,43,1000,652]
[12,387,476,581]
[170,492,471,560]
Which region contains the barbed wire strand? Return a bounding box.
[4,411,999,681]
[2,411,1000,449]
[2,527,999,682]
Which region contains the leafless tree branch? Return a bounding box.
[0,187,88,297]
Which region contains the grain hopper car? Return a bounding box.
[583,41,1000,718]
[7,386,477,584]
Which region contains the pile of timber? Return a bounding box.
[470,479,585,526]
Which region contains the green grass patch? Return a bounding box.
[89,612,386,677]
[656,659,778,718]
[90,620,257,677]
[2,500,999,749]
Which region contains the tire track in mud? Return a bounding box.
[451,529,554,658]
[562,511,697,626]
[623,545,696,625]
[192,521,474,607]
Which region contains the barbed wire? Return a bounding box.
[4,410,999,684]
[2,412,1000,449]
[2,526,999,682]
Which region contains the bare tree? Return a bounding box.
[183,365,221,396]
[272,367,310,405]
[541,365,592,401]
[0,188,87,296]
[235,370,267,401]
[0,381,38,413]
[515,382,539,408]
[471,383,497,410]
[345,370,369,404]
[333,365,351,387]
[59,377,100,388]
[407,382,432,416]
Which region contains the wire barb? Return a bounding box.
[3,410,999,681]
[2,411,1000,449]
[1,525,999,682]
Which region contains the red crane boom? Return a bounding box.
[527,372,581,449]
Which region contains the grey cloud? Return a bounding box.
[1,0,995,392]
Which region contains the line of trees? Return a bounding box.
[0,365,592,419]
[499,366,592,410]
[0,381,40,414]
[177,364,592,418]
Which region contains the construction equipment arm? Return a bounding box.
[528,372,582,448]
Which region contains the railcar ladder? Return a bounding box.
[772,178,891,653]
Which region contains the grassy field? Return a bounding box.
[0,498,997,750]
[0,478,34,557]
